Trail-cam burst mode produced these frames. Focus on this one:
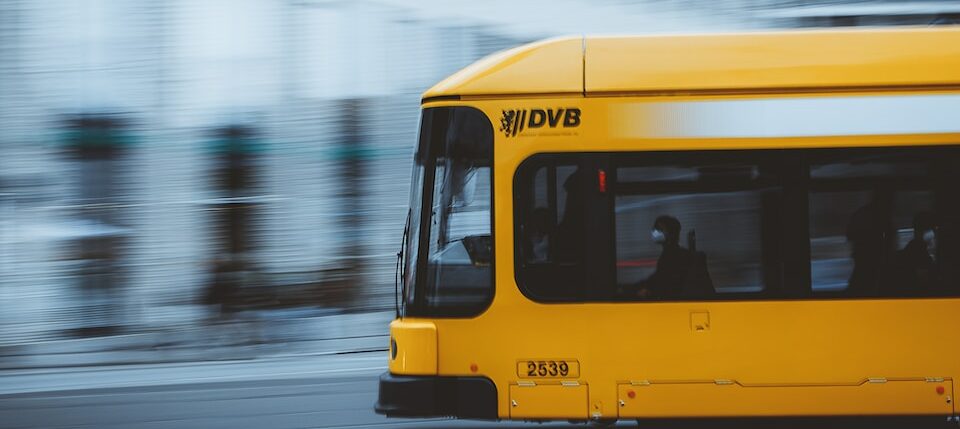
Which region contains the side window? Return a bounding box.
[514,147,959,304]
[515,158,586,300]
[808,147,960,296]
[614,159,774,299]
[515,152,780,302]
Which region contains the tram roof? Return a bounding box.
[422,27,960,101]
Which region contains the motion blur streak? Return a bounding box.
[0,0,738,368]
[1,0,957,427]
[612,94,960,139]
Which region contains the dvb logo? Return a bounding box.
[499,108,581,137]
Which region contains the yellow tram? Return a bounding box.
[375,27,960,423]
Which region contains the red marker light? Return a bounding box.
[627,390,636,399]
[470,363,478,373]
[597,169,607,193]
[937,386,945,395]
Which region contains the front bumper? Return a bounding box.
[374,372,497,419]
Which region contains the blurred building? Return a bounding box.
[1,0,957,343]
[753,1,960,27]
[0,0,541,342]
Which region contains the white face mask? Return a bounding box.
[651,228,666,243]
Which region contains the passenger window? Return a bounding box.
[515,153,777,302]
[513,147,960,304]
[615,191,762,298]
[515,162,585,299]
[614,161,770,299]
[809,190,934,293]
[808,149,960,296]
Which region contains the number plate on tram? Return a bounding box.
[517,360,579,378]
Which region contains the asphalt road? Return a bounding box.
[0,352,581,429]
[0,352,952,429]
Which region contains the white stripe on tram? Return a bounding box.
[611,93,960,139]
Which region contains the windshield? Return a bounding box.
[402,106,493,317]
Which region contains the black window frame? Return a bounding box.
[512,146,960,304]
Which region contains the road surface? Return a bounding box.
[0,352,583,429]
[0,352,948,428]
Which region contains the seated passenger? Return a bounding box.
[890,212,939,294]
[632,216,694,299]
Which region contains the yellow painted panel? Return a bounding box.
[509,383,588,419]
[422,37,582,100]
[388,319,436,375]
[586,28,960,93]
[422,28,960,100]
[618,380,953,418]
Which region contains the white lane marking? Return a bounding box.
[613,93,960,138]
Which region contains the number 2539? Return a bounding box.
[517,360,578,378]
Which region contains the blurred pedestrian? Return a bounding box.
[204,256,240,321]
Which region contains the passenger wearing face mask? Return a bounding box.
[890,212,940,295]
[633,215,695,299]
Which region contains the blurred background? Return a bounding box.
[1,0,740,349]
[0,1,958,427]
[5,0,959,354]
